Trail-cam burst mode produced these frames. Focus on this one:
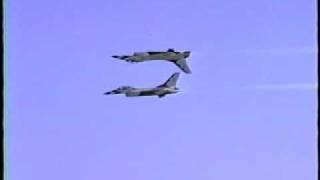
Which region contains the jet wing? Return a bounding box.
[138,89,158,96]
[174,59,191,74]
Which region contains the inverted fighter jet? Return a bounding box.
[104,72,181,98]
[112,49,192,74]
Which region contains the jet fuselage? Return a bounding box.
[125,87,179,97]
[105,87,179,97]
[104,72,181,98]
[112,50,192,74]
[113,51,190,62]
[127,52,185,62]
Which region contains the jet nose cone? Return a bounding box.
[104,91,116,95]
[112,55,118,58]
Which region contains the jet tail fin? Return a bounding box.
[174,59,192,74]
[158,72,180,88]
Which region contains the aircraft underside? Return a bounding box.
[128,54,180,62]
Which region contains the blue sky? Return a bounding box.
[5,0,317,179]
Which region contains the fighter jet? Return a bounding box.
[112,49,192,74]
[104,72,181,98]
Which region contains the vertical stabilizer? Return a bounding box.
[158,72,180,88]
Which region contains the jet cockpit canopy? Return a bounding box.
[117,86,133,90]
[133,52,147,56]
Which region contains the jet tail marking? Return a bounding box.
[158,72,180,88]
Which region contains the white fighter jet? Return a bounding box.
[112,49,192,74]
[104,72,181,98]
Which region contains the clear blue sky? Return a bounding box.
[5,0,317,179]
